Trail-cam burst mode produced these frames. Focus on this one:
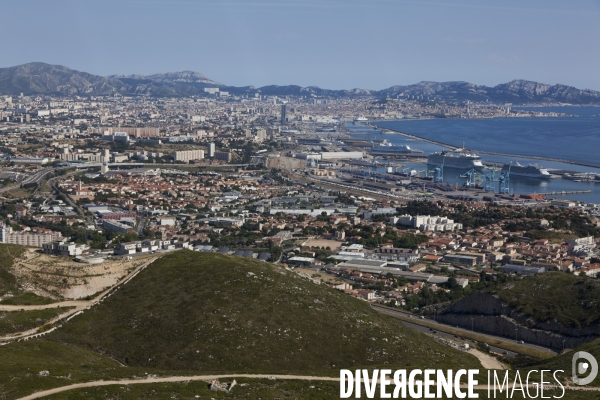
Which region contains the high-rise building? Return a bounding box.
[280,104,287,124]
[214,151,232,163]
[208,143,215,157]
[101,149,110,163]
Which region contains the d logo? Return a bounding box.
[572,351,598,386]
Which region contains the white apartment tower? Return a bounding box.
[174,150,205,163]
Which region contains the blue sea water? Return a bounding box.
[347,106,600,203]
[374,106,600,166]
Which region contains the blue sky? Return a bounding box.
[4,0,600,90]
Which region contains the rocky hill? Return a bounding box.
[375,79,600,104]
[1,62,599,103]
[48,250,478,373]
[0,63,128,96]
[437,272,600,349]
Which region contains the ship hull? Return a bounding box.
[501,168,551,179]
[427,155,484,170]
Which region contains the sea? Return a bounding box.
[347,106,600,203]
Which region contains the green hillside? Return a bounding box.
[492,272,600,328]
[528,338,600,387]
[0,244,26,297]
[0,307,74,336]
[49,250,479,374]
[0,340,151,399]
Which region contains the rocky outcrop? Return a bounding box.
[438,292,600,349]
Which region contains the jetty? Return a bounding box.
[537,190,592,196]
[369,124,600,170]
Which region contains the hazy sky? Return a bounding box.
[4,0,600,90]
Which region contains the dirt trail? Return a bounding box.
[0,256,160,342]
[468,349,506,370]
[15,373,600,400]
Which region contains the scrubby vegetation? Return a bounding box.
[0,307,74,336]
[49,250,479,374]
[492,272,600,329]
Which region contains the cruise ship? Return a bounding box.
[427,150,484,169]
[370,142,422,155]
[501,162,551,178]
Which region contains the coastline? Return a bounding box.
[365,123,600,170]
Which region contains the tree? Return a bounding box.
[447,277,460,290]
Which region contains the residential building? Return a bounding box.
[174,150,204,163]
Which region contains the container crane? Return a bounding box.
[427,155,445,183]
[498,164,511,194]
[484,165,497,191]
[460,168,481,188]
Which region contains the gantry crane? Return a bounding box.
[460,168,481,188]
[498,164,511,194]
[427,155,445,183]
[484,165,497,191]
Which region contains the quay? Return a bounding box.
[537,190,592,196]
[360,123,600,170]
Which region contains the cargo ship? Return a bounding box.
[502,162,551,178]
[427,150,484,169]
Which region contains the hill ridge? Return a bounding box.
[1,62,599,103]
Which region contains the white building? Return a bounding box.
[174,150,204,163]
[394,214,463,231]
[0,225,62,247]
[208,143,215,157]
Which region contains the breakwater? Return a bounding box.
[368,123,600,170]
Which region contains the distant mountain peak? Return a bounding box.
[0,62,598,103]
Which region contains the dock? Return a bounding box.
[536,190,592,196]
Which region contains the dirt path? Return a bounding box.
[468,349,506,370]
[16,374,339,400]
[0,256,160,343]
[15,373,600,399]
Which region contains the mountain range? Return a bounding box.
[1,62,599,104]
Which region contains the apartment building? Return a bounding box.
[0,225,62,247]
[174,150,204,163]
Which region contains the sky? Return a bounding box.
[4,0,600,90]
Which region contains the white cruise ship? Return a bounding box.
[427,150,484,169]
[370,142,422,155]
[501,162,551,178]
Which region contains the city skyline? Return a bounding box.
[4,0,600,91]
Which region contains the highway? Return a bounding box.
[400,320,517,357]
[371,305,557,356]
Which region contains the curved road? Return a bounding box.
[15,373,600,400]
[0,256,160,343]
[371,305,557,356]
[16,374,339,400]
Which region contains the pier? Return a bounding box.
[366,124,600,170]
[536,190,592,196]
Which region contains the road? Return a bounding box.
[0,256,160,343]
[21,169,52,185]
[400,320,517,358]
[372,305,557,356]
[15,372,600,400]
[16,374,340,400]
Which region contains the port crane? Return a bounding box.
[498,164,511,194]
[484,165,498,191]
[427,155,445,183]
[459,168,482,188]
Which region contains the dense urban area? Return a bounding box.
[0,90,598,307]
[1,87,600,399]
